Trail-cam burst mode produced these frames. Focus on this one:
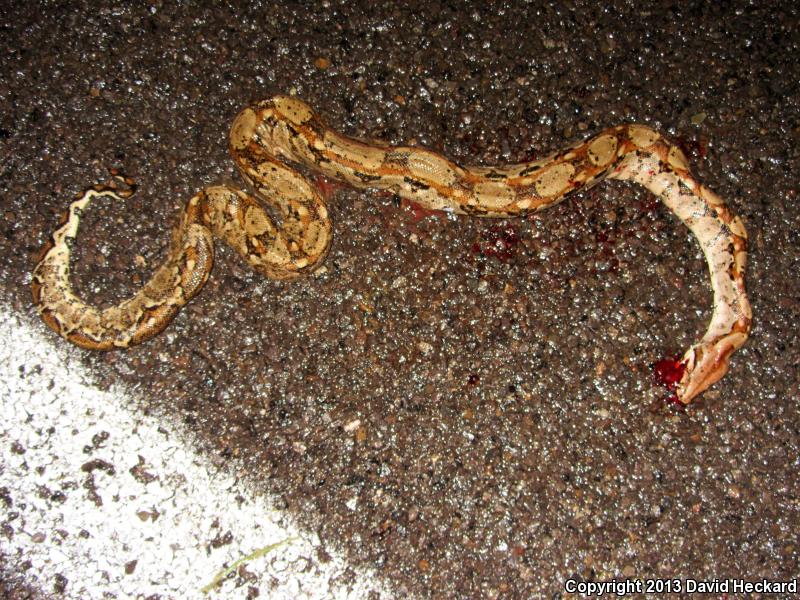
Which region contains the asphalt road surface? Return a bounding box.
[1,1,798,598]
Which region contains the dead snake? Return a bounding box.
[32,96,751,404]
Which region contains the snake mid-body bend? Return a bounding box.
[32,96,751,404]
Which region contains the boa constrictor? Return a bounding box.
[32,96,751,404]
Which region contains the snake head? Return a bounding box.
[675,331,749,404]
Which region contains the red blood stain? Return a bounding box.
[654,357,685,389]
[401,198,442,222]
[472,224,520,262]
[666,393,686,409]
[313,174,347,199]
[653,356,687,406]
[636,197,660,213]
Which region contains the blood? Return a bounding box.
[313,174,347,199]
[653,356,687,407]
[636,198,660,213]
[401,198,442,222]
[472,224,520,262]
[654,357,685,388]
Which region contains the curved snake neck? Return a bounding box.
[32,96,751,404]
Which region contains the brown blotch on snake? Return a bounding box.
[32,96,752,404]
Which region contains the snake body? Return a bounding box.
[32,96,751,403]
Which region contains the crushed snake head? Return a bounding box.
[32,96,752,404]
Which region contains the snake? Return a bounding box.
[32,95,751,404]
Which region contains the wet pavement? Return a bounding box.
[1,1,798,598]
